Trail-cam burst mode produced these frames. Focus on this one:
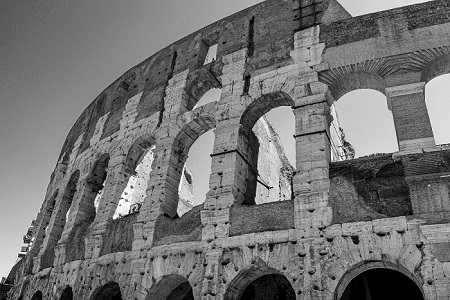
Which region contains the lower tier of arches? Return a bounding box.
[9,217,450,300]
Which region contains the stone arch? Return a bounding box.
[320,70,397,158]
[421,55,450,145]
[423,74,450,145]
[60,170,80,223]
[324,234,424,300]
[89,282,122,300]
[125,133,156,170]
[40,170,80,269]
[184,66,222,111]
[224,265,295,300]
[421,53,450,84]
[113,133,157,218]
[30,291,42,300]
[82,153,110,223]
[26,189,59,264]
[239,92,295,205]
[321,71,387,102]
[145,274,194,300]
[240,91,294,136]
[334,261,424,300]
[161,112,217,217]
[58,286,73,300]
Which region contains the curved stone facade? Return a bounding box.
[7,0,450,299]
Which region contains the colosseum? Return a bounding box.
[6,0,450,299]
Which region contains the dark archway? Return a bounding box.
[30,291,43,300]
[90,282,122,300]
[240,274,295,300]
[336,266,423,300]
[146,274,194,300]
[59,286,73,300]
[224,266,295,300]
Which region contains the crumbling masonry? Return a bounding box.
[7,0,450,299]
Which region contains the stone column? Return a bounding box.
[289,25,333,239]
[386,82,435,152]
[293,92,333,238]
[202,119,250,243]
[202,49,248,243]
[201,250,223,300]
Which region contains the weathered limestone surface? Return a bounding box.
[8,1,450,300]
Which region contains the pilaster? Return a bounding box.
[386,82,435,152]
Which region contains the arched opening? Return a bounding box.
[145,274,194,300]
[179,88,221,215]
[90,282,122,300]
[42,190,58,238]
[425,74,450,145]
[40,171,79,269]
[59,286,73,300]
[182,130,215,215]
[162,113,216,218]
[337,268,423,300]
[27,190,59,261]
[193,88,221,109]
[334,89,398,159]
[114,136,156,219]
[30,291,43,300]
[90,154,110,218]
[240,92,295,205]
[224,266,295,300]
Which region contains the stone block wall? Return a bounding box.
[8,1,450,300]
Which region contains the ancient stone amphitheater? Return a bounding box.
[7,0,450,299]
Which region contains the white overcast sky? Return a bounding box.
[1,0,447,278]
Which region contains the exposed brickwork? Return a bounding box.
[8,1,450,300]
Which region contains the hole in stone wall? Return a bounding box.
[249,107,295,205]
[334,89,398,159]
[203,44,218,65]
[113,146,155,219]
[425,74,450,145]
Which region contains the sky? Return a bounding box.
[0,0,445,279]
